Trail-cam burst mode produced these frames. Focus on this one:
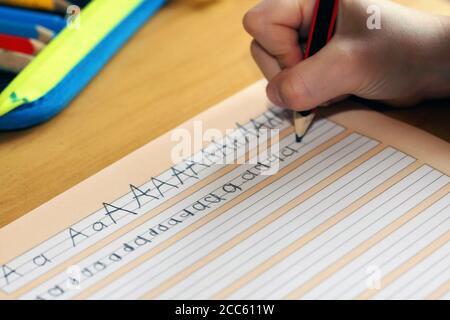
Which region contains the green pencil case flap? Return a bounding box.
[0,0,166,130]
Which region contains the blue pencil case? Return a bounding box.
[0,0,166,130]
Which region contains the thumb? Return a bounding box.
[266,42,356,111]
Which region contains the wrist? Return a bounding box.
[419,15,450,99]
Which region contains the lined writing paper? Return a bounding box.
[0,80,448,300]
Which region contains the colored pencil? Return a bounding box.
[0,33,45,55]
[0,5,66,33]
[0,19,54,43]
[294,0,340,143]
[0,0,72,14]
[0,49,33,73]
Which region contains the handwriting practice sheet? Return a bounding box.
[0,80,449,300]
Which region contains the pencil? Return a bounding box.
[0,19,54,43]
[294,0,340,143]
[0,49,33,73]
[0,0,72,14]
[0,33,44,55]
[0,5,67,33]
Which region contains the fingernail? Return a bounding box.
[267,83,283,107]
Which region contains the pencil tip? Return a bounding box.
[296,135,303,143]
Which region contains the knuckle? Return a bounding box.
[335,40,369,73]
[243,8,265,37]
[332,40,371,92]
[278,75,304,110]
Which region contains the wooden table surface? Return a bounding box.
[0,0,449,228]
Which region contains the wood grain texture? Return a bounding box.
[0,0,449,228]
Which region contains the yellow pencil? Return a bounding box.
[0,0,72,14]
[0,49,33,74]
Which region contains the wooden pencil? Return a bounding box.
[0,33,45,55]
[0,0,72,14]
[34,25,54,43]
[0,5,67,33]
[294,0,340,142]
[0,19,54,44]
[0,49,33,73]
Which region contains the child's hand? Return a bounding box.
[243,0,450,111]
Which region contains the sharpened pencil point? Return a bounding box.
[294,111,315,144]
